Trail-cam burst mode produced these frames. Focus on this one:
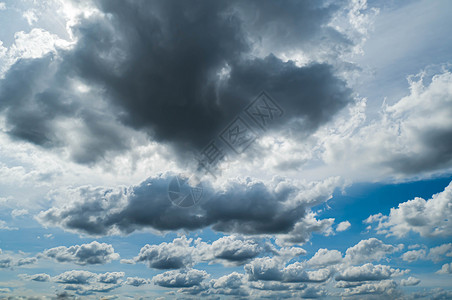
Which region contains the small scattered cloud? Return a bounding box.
[41,241,120,265]
[335,264,403,282]
[19,273,51,282]
[436,262,452,274]
[0,220,18,231]
[344,238,402,264]
[336,221,351,232]
[400,276,420,286]
[307,248,343,267]
[125,277,149,287]
[401,249,426,263]
[11,209,28,218]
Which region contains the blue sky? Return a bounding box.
[0,0,451,299]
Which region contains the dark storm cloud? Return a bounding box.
[387,127,452,174]
[70,0,352,154]
[0,54,132,164]
[0,55,64,147]
[0,0,353,164]
[37,174,337,239]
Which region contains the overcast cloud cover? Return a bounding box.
[0,0,451,299]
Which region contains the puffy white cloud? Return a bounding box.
[54,270,97,284]
[0,251,36,269]
[16,257,37,266]
[135,236,195,269]
[335,264,403,281]
[19,273,51,282]
[125,277,149,287]
[321,70,452,180]
[134,235,272,269]
[402,249,426,263]
[42,270,126,295]
[399,243,452,263]
[427,243,452,263]
[208,272,247,296]
[97,272,124,284]
[53,270,125,285]
[239,245,307,283]
[436,263,452,274]
[307,248,343,267]
[197,235,270,266]
[41,241,119,265]
[210,272,244,290]
[22,9,38,25]
[366,181,452,237]
[283,263,331,283]
[344,238,402,264]
[340,279,399,297]
[336,221,351,232]
[34,270,127,297]
[0,28,72,77]
[244,258,331,283]
[244,257,282,281]
[152,269,209,288]
[11,209,28,218]
[119,259,135,265]
[400,276,420,286]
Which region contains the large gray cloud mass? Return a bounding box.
[37,174,338,241]
[0,0,352,164]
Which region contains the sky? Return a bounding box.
[0,0,451,299]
